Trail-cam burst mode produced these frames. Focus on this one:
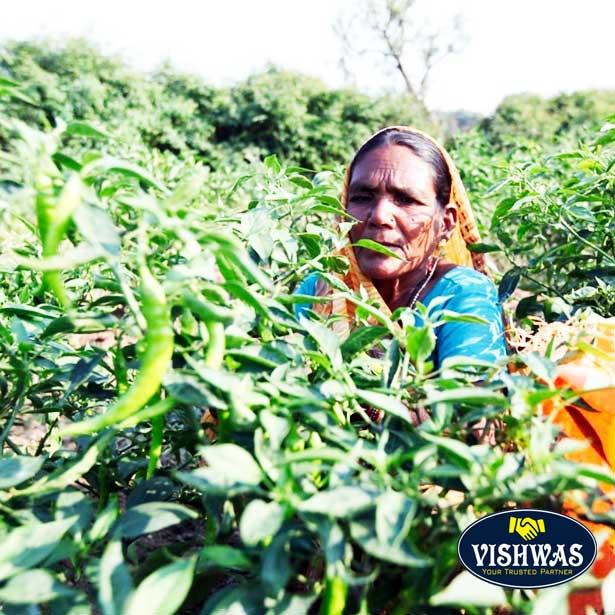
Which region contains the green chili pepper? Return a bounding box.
[321,575,348,615]
[113,342,128,395]
[60,264,174,436]
[36,175,83,308]
[204,321,225,369]
[183,291,234,324]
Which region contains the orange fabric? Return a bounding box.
[312,125,486,338]
[540,317,615,612]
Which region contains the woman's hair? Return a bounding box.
[348,129,452,207]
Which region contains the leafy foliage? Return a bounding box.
[0,39,434,169]
[480,91,615,149]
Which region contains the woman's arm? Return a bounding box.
[292,272,320,318]
[433,278,508,368]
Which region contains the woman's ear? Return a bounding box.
[440,203,458,240]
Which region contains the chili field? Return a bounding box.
[0,42,614,615]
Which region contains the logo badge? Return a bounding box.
[458,509,597,589]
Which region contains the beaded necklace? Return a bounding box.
[406,257,440,310]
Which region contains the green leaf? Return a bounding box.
[355,389,412,424]
[311,203,356,220]
[0,83,36,104]
[52,152,82,172]
[0,456,44,489]
[340,326,388,360]
[466,242,501,254]
[522,352,556,383]
[49,592,89,615]
[175,444,264,495]
[0,569,75,604]
[289,174,313,189]
[352,239,404,261]
[575,464,615,486]
[419,433,475,470]
[384,338,400,387]
[117,502,198,538]
[65,121,110,140]
[0,304,59,320]
[0,516,78,582]
[262,531,291,595]
[338,292,397,335]
[164,373,226,410]
[201,583,263,615]
[62,353,106,397]
[73,203,120,259]
[425,387,508,407]
[375,491,417,547]
[316,195,344,209]
[55,490,93,536]
[300,316,343,371]
[98,539,133,615]
[318,520,345,566]
[83,157,164,192]
[224,281,271,317]
[240,499,285,546]
[437,311,488,325]
[263,155,281,173]
[299,486,378,518]
[199,545,252,571]
[87,496,119,543]
[0,77,20,87]
[11,432,113,499]
[349,517,430,567]
[596,128,615,146]
[484,178,511,196]
[406,326,436,369]
[429,571,507,607]
[498,268,521,302]
[183,292,234,324]
[259,410,289,450]
[125,555,196,615]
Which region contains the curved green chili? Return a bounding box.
[61,264,174,436]
[36,175,83,308]
[113,341,129,395]
[183,291,233,325]
[204,320,225,369]
[321,575,348,615]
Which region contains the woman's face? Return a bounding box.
[346,144,453,280]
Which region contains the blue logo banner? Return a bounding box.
[458,509,597,589]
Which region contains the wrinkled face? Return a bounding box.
[346,144,448,280]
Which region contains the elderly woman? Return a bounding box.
[294,126,507,368]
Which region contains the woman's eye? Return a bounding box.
[397,195,415,205]
[350,194,370,203]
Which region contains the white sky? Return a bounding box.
[1,0,614,114]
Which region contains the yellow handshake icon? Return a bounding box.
[508,516,546,541]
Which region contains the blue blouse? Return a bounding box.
[293,266,507,368]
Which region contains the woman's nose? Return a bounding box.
[368,195,395,226]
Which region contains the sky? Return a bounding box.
[1,0,614,114]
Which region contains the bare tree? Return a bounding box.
[335,0,466,105]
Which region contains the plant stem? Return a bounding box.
[146,415,164,479]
